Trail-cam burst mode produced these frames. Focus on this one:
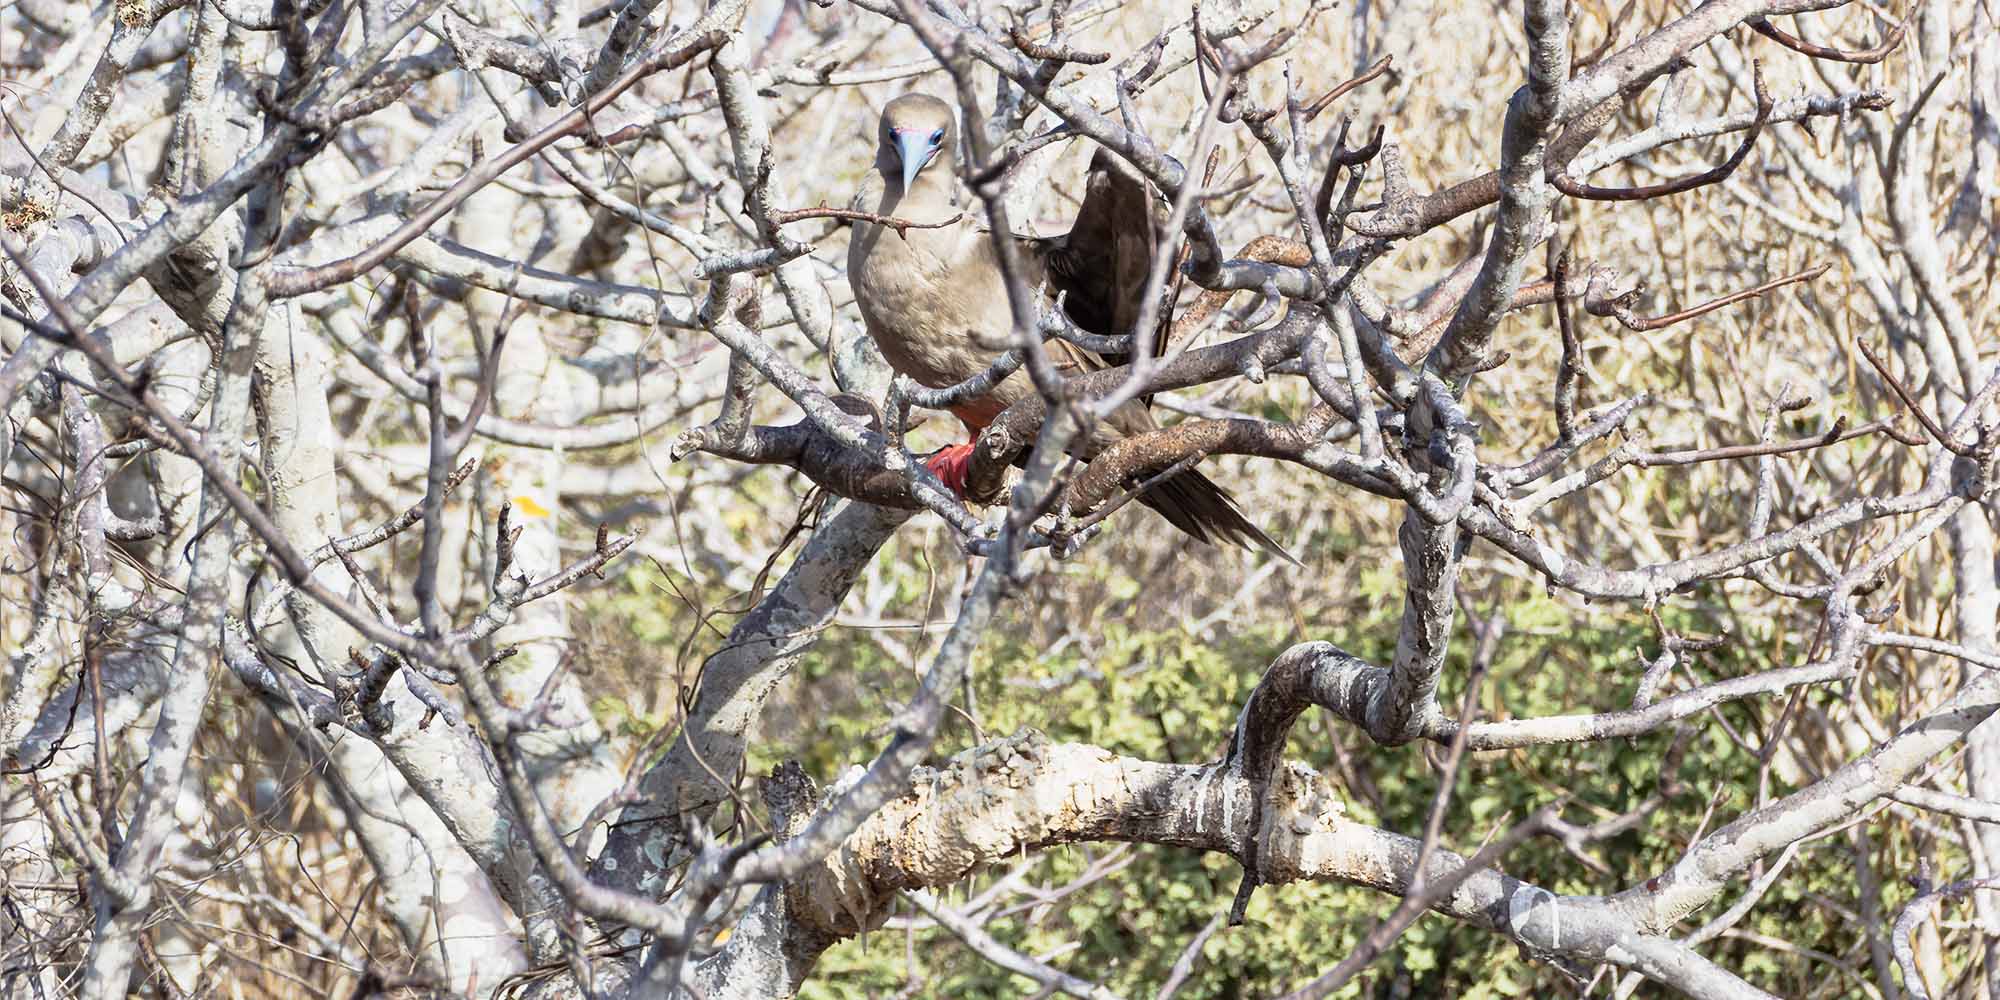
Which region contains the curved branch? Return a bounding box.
[1750,14,1906,64]
[1552,62,1773,202]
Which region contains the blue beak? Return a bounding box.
[896,130,935,191]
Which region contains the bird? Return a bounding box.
[846,93,1290,560]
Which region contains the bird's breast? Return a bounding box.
[850,223,1008,391]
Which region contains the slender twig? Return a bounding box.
[1856,340,1980,457]
[1589,262,1828,332]
[1302,55,1393,121]
[768,205,965,236]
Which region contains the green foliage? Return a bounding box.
[595,511,1958,998]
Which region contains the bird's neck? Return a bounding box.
[877,170,956,220]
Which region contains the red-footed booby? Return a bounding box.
[848,94,1288,558]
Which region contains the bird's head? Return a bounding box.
[878,94,955,193]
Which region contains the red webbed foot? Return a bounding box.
[923,443,976,498]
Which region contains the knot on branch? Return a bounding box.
[1007,23,1108,65]
[1254,762,1347,881]
[965,423,1020,504]
[762,761,820,835]
[1352,143,1420,237]
[669,426,712,462]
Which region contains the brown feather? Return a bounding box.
[1041,149,1163,361]
[848,97,1289,561]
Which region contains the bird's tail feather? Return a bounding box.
[1139,469,1298,565]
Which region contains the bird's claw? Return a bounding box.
[923,443,976,497]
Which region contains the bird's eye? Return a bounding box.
[930,128,945,145]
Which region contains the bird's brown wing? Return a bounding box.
[1040,150,1164,354]
[978,150,1292,561]
[975,149,1159,364]
[1034,156,1168,444]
